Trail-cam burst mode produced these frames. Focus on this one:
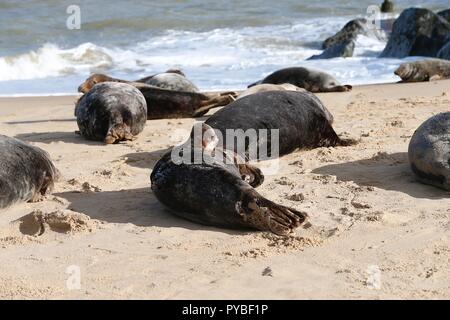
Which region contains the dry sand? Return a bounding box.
[0,80,449,299]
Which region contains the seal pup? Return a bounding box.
[237,83,306,100]
[151,123,308,235]
[0,135,59,209]
[248,67,352,93]
[75,82,147,144]
[204,91,351,160]
[408,112,450,191]
[77,69,196,94]
[394,59,450,82]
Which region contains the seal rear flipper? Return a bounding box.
[237,189,308,235]
[105,123,134,144]
[324,85,352,92]
[192,93,237,117]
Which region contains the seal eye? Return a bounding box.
[92,80,97,85]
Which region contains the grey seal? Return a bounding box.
[248,67,352,93]
[237,83,306,100]
[151,123,308,235]
[409,112,450,190]
[204,91,351,160]
[0,135,59,209]
[394,59,450,82]
[75,82,147,144]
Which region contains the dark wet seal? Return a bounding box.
[203,90,353,160]
[248,67,352,93]
[408,112,450,191]
[75,82,147,144]
[394,59,450,82]
[0,135,59,209]
[133,82,236,119]
[150,123,308,235]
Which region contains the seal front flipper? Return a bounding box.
[237,163,264,187]
[237,188,308,235]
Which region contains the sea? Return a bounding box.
[0,0,448,96]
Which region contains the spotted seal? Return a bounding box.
[408,112,450,190]
[237,83,306,100]
[249,67,352,93]
[151,123,308,235]
[203,91,350,160]
[75,82,147,144]
[0,135,58,209]
[394,59,450,82]
[77,69,195,93]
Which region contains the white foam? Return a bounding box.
[0,17,419,95]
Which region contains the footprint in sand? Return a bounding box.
[0,210,101,248]
[15,210,101,236]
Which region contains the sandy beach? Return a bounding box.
[0,80,449,299]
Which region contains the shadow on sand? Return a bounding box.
[122,148,170,170]
[15,131,108,146]
[5,118,75,125]
[312,152,449,199]
[55,187,246,234]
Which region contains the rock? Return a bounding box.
[380,8,450,58]
[381,0,394,13]
[438,9,450,23]
[323,18,369,50]
[437,41,450,60]
[308,40,355,60]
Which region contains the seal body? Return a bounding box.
[146,73,199,92]
[78,74,235,120]
[408,112,450,191]
[0,135,58,209]
[237,83,306,100]
[204,91,347,159]
[249,67,352,92]
[394,59,450,82]
[75,82,147,144]
[77,69,192,94]
[151,124,307,235]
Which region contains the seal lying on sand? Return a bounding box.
[77,69,197,93]
[248,67,352,93]
[145,72,199,92]
[151,123,308,235]
[78,75,235,119]
[237,83,306,100]
[133,83,236,119]
[75,82,147,144]
[394,59,450,82]
[408,112,450,191]
[204,91,350,160]
[0,135,58,209]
